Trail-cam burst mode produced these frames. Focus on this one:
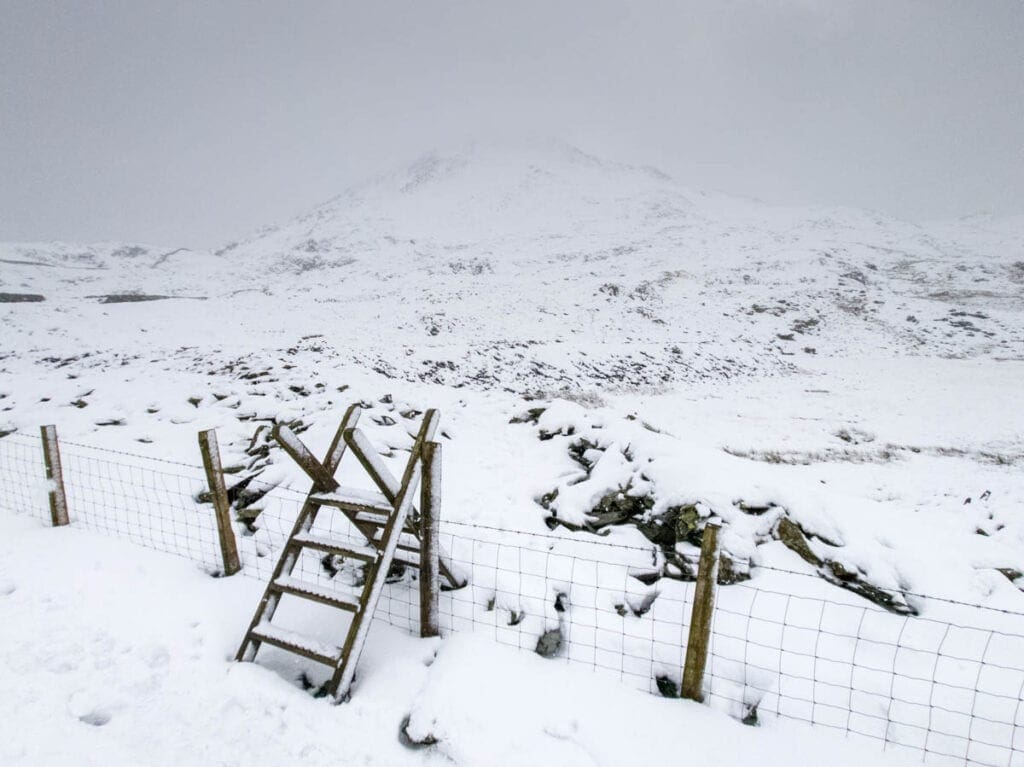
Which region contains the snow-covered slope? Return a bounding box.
[1,139,1023,624]
[4,139,1022,392]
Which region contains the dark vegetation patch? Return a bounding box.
[725,444,1021,466]
[0,292,45,303]
[96,293,173,303]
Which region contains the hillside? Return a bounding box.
[3,140,1022,393]
[1,140,1024,643]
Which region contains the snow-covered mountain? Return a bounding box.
[4,139,1022,392]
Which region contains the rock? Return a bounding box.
[775,517,823,567]
[741,703,759,726]
[717,553,750,585]
[585,488,651,529]
[626,591,658,617]
[674,504,701,544]
[997,569,1024,592]
[538,488,559,510]
[535,628,563,658]
[630,570,663,586]
[776,517,918,615]
[655,675,679,698]
[567,437,600,469]
[509,406,547,425]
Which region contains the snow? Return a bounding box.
[313,486,393,509]
[0,510,917,767]
[1,140,1022,763]
[406,633,915,767]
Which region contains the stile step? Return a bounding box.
[272,575,362,612]
[355,511,417,533]
[394,550,421,567]
[291,531,379,561]
[310,487,393,514]
[250,623,342,666]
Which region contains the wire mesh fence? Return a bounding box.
[0,432,50,524]
[706,582,1024,766]
[2,429,1024,766]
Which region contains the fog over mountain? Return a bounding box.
[2,2,1022,246]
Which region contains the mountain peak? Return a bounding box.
[237,139,693,255]
[352,137,676,199]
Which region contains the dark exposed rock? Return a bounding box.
[775,517,823,567]
[998,568,1024,586]
[298,671,331,698]
[656,675,679,698]
[741,703,759,726]
[774,516,917,615]
[320,554,340,577]
[539,424,574,441]
[626,591,658,617]
[554,592,569,613]
[538,488,559,510]
[630,570,663,586]
[535,628,563,658]
[0,293,45,303]
[567,437,600,469]
[584,487,654,530]
[717,553,750,586]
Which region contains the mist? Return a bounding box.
[2,0,1021,248]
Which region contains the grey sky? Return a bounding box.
[1,1,1022,248]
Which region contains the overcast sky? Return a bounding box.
[1,1,1022,248]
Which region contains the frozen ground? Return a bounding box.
[0,511,919,767]
[1,140,1023,763]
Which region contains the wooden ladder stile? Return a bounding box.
[342,423,466,591]
[235,403,363,663]
[234,404,463,701]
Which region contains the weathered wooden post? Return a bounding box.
[198,429,241,576]
[419,441,441,638]
[681,521,722,702]
[39,425,70,527]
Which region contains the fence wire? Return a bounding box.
[2,431,1024,767]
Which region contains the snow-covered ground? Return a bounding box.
[1,140,1023,764]
[0,510,920,767]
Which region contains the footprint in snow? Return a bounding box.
[78,710,112,727]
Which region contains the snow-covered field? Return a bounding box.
[2,140,1023,765]
[0,510,923,767]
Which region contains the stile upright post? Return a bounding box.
[39,425,69,527]
[198,429,241,576]
[419,441,441,638]
[681,521,722,702]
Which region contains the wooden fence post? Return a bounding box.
[198,429,241,576]
[681,521,722,702]
[39,425,69,527]
[419,441,441,638]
